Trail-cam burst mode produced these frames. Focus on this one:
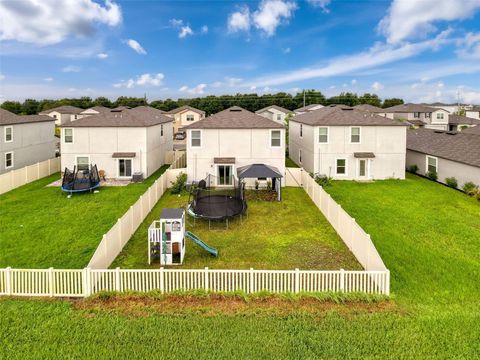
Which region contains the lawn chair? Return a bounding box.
[99,170,106,181]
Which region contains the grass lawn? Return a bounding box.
[0,165,169,268]
[112,187,361,270]
[285,157,300,168]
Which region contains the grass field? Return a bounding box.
[1,173,479,359]
[0,166,168,268]
[112,187,361,270]
[285,157,300,168]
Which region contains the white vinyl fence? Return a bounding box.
[0,267,389,298]
[0,157,61,195]
[170,151,186,169]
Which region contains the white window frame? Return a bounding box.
[276,114,282,122]
[349,127,361,144]
[117,158,133,179]
[4,126,13,143]
[190,130,202,148]
[299,124,303,138]
[335,158,348,176]
[75,155,90,171]
[270,129,282,148]
[318,127,329,144]
[215,164,235,187]
[426,155,438,174]
[186,114,195,122]
[63,128,74,144]
[436,112,444,120]
[5,151,14,169]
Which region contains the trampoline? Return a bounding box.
[61,164,101,194]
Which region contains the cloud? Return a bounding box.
[114,73,164,88]
[371,81,384,91]
[179,26,193,38]
[228,6,251,33]
[44,77,53,82]
[97,52,108,59]
[179,83,207,95]
[0,0,122,45]
[61,65,81,73]
[0,73,4,81]
[378,0,480,44]
[307,0,331,13]
[351,79,357,85]
[456,32,480,59]
[252,0,297,36]
[201,25,209,34]
[169,18,184,27]
[169,18,194,38]
[126,39,146,54]
[282,47,291,54]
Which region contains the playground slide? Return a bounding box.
[185,231,219,257]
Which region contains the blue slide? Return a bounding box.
[185,231,219,257]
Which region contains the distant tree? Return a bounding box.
[22,99,40,115]
[293,90,326,108]
[327,92,359,106]
[1,101,22,114]
[93,97,112,108]
[358,93,382,107]
[114,96,147,108]
[382,98,404,108]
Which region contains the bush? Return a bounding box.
[445,177,458,189]
[170,172,187,194]
[474,189,480,201]
[426,171,438,181]
[407,164,418,173]
[314,174,333,187]
[462,182,478,195]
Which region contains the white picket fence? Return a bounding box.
[0,157,61,195]
[0,267,389,298]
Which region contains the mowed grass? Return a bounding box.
[0,166,168,268]
[112,187,361,270]
[285,157,300,168]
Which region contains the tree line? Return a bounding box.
[1,91,404,116]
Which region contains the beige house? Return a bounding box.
[353,104,388,117]
[447,115,480,132]
[255,105,291,125]
[466,106,480,120]
[289,105,408,180]
[166,105,205,134]
[39,105,83,125]
[80,106,111,117]
[60,106,173,179]
[384,103,450,130]
[183,106,285,186]
[294,104,324,115]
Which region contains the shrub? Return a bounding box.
[462,182,478,195]
[407,164,418,173]
[426,171,438,181]
[445,177,458,189]
[170,172,187,194]
[314,174,333,187]
[474,189,480,201]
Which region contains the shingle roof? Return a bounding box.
[294,104,324,113]
[60,106,172,127]
[448,115,480,125]
[407,128,480,168]
[353,104,385,113]
[39,105,83,115]
[384,103,445,113]
[167,105,204,115]
[0,108,55,126]
[255,105,291,114]
[81,106,111,114]
[462,125,480,135]
[182,106,284,129]
[291,105,407,126]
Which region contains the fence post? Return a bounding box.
[37,162,41,180]
[204,267,209,292]
[249,268,254,294]
[48,267,54,297]
[48,158,51,175]
[295,268,300,293]
[155,179,158,200]
[340,269,345,292]
[115,267,121,292]
[160,267,164,294]
[5,267,12,296]
[84,267,92,297]
[385,270,390,296]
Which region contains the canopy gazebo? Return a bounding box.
[237,163,283,201]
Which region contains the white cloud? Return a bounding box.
[201,25,209,34]
[282,47,291,54]
[253,0,297,37]
[169,18,184,27]
[179,83,207,95]
[0,73,5,81]
[307,0,331,13]
[126,39,146,54]
[456,32,480,59]
[61,65,81,73]
[179,26,193,38]
[351,79,357,85]
[97,52,108,59]
[114,73,164,88]
[44,77,53,82]
[437,81,444,88]
[169,18,194,38]
[371,81,384,91]
[378,0,480,44]
[0,0,122,45]
[228,6,251,33]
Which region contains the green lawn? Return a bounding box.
[0,166,168,268]
[112,187,361,270]
[285,157,300,168]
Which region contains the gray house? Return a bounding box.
[0,109,57,175]
[406,128,480,188]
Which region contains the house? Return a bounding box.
[462,125,480,135]
[384,103,450,130]
[447,115,480,132]
[0,109,56,175]
[166,105,205,135]
[255,105,291,125]
[353,104,388,117]
[60,106,173,179]
[183,106,285,187]
[294,104,324,115]
[289,105,408,180]
[80,106,111,117]
[406,128,480,187]
[466,106,480,120]
[39,105,83,125]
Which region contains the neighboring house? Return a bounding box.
[183,106,285,186]
[255,105,291,125]
[166,105,205,134]
[353,104,388,117]
[447,115,480,132]
[0,109,57,175]
[60,106,173,179]
[39,105,83,125]
[294,104,324,115]
[462,125,480,135]
[80,106,111,117]
[384,103,450,130]
[466,106,480,120]
[424,102,471,114]
[289,105,408,180]
[406,128,480,187]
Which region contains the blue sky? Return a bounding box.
[1,0,480,103]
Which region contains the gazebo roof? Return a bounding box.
[237,164,283,179]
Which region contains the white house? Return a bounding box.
[166,105,205,134]
[39,105,83,125]
[79,106,111,117]
[466,106,480,120]
[255,105,291,125]
[294,104,324,115]
[384,103,450,130]
[289,105,408,180]
[60,106,173,179]
[183,106,285,186]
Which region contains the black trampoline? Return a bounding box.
[61,164,100,194]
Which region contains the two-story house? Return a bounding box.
[0,109,56,175]
[294,104,324,115]
[39,105,83,125]
[183,106,285,187]
[60,106,173,180]
[255,105,291,125]
[384,103,450,130]
[289,105,407,180]
[166,105,206,135]
[466,106,480,120]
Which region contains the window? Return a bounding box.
[350,127,361,143]
[53,114,57,119]
[300,124,303,138]
[427,156,437,174]
[191,130,201,147]
[186,114,194,121]
[76,156,89,171]
[4,126,13,143]
[5,152,13,169]
[318,127,328,143]
[277,114,282,121]
[217,165,233,186]
[118,159,132,177]
[63,128,73,143]
[161,124,164,136]
[74,115,78,120]
[414,112,420,118]
[425,112,431,119]
[336,159,347,175]
[299,149,302,164]
[271,130,281,147]
[437,112,444,120]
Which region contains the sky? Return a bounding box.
[1,0,480,103]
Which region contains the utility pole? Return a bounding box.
[303,89,306,108]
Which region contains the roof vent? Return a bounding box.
[111,109,122,112]
[434,130,445,133]
[229,108,242,112]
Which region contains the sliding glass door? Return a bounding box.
[217,165,233,186]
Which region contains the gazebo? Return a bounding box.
[237,163,283,201]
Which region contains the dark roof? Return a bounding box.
[214,157,235,164]
[354,152,375,158]
[291,105,407,126]
[182,106,284,129]
[407,119,427,126]
[384,103,445,113]
[39,105,83,114]
[353,104,385,113]
[60,106,172,128]
[0,108,55,126]
[448,115,480,125]
[237,163,283,178]
[160,208,184,220]
[462,125,480,135]
[294,104,323,113]
[112,152,136,158]
[167,105,204,115]
[407,128,480,168]
[255,105,291,114]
